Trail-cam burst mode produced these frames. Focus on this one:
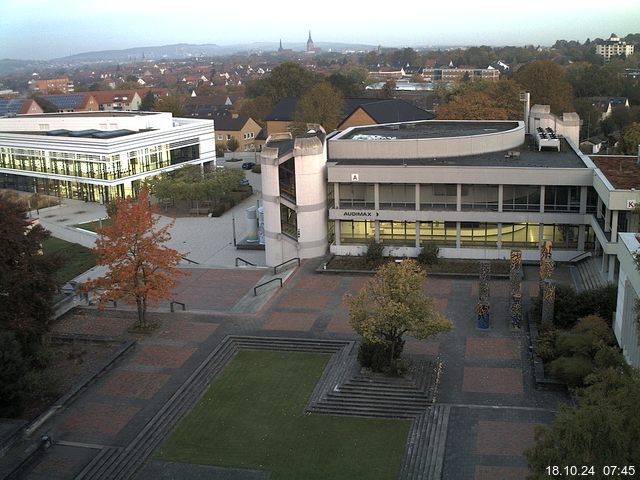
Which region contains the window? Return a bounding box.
[461,185,499,211]
[217,134,223,141]
[460,222,498,248]
[419,221,456,246]
[278,158,296,202]
[280,204,297,239]
[502,185,540,211]
[541,224,580,249]
[501,223,540,247]
[339,183,374,208]
[339,220,375,244]
[544,186,580,212]
[379,221,416,245]
[226,134,232,140]
[379,184,415,209]
[421,184,456,210]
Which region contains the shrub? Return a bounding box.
[365,239,384,265]
[535,327,558,362]
[573,315,614,344]
[551,284,579,328]
[548,355,594,387]
[555,331,597,357]
[593,345,629,372]
[251,164,261,174]
[575,285,617,325]
[357,339,407,376]
[0,332,29,417]
[417,243,439,265]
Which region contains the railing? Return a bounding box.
[273,257,300,275]
[235,257,256,267]
[181,256,199,265]
[254,277,283,296]
[568,251,592,263]
[170,301,186,312]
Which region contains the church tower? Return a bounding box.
[278,39,283,52]
[306,30,315,53]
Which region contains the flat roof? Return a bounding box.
[591,155,640,190]
[330,136,587,169]
[341,121,519,140]
[10,111,158,118]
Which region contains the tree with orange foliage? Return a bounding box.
[436,79,523,120]
[84,188,185,328]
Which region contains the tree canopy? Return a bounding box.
[618,122,640,155]
[139,90,156,111]
[0,193,59,355]
[294,81,345,131]
[245,62,321,103]
[436,79,523,120]
[154,91,185,116]
[515,60,574,114]
[84,188,185,327]
[346,260,452,370]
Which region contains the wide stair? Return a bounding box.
[572,256,608,292]
[307,360,441,419]
[399,404,451,480]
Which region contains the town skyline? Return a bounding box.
[1,0,639,60]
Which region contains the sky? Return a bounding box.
[1,0,639,60]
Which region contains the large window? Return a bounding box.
[339,220,375,244]
[419,221,457,246]
[169,144,199,165]
[460,222,499,248]
[586,187,598,214]
[379,221,416,245]
[379,184,415,209]
[278,158,296,202]
[501,223,540,247]
[421,184,456,210]
[502,185,540,212]
[461,185,499,211]
[541,224,579,249]
[280,204,297,239]
[339,183,374,208]
[544,186,580,212]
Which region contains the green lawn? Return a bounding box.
[74,218,111,233]
[157,350,410,480]
[42,237,96,285]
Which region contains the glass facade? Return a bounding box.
[280,204,297,239]
[501,223,541,247]
[420,184,456,210]
[278,158,296,202]
[502,185,540,212]
[339,220,375,244]
[419,221,457,246]
[379,184,415,209]
[544,186,580,212]
[461,185,499,211]
[339,183,374,208]
[379,221,416,245]
[459,222,499,247]
[541,224,579,249]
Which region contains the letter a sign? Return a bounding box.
[351,173,359,182]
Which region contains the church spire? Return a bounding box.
[306,30,314,52]
[278,39,283,52]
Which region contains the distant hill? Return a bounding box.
[54,42,378,62]
[0,58,49,76]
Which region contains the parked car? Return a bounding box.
[239,178,250,186]
[242,161,255,170]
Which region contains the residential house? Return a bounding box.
[586,97,630,120]
[29,77,74,94]
[596,34,635,62]
[91,90,143,111]
[214,114,262,152]
[38,93,99,113]
[0,99,44,116]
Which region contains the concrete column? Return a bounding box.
[415,184,420,212]
[579,186,588,215]
[456,184,462,212]
[497,223,503,249]
[602,253,608,274]
[611,210,619,240]
[578,224,586,251]
[498,185,503,213]
[539,185,545,213]
[415,221,420,248]
[374,183,379,210]
[605,207,611,232]
[375,220,380,242]
[456,222,461,249]
[334,220,341,246]
[608,254,616,283]
[597,197,603,219]
[538,223,544,248]
[333,183,340,208]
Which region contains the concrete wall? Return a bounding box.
[528,105,581,146]
[614,233,640,368]
[0,111,174,132]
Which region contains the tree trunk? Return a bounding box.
[136,297,145,328]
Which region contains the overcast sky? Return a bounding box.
[1,0,639,60]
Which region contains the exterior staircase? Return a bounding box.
[571,256,609,292]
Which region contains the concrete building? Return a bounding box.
[596,34,635,62]
[613,232,640,368]
[214,115,262,152]
[0,111,215,202]
[421,66,499,82]
[29,77,74,94]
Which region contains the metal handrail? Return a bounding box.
[181,256,199,265]
[235,257,257,267]
[568,251,592,263]
[273,257,300,275]
[170,301,186,312]
[254,277,283,296]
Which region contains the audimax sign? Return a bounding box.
[342,210,379,218]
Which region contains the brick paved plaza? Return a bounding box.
[14,261,568,480]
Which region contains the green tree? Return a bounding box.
[246,62,320,103]
[0,332,29,417]
[515,60,574,114]
[346,260,452,371]
[238,95,273,127]
[139,90,156,111]
[437,79,522,120]
[618,122,640,155]
[226,137,240,152]
[294,81,345,131]
[155,91,185,116]
[379,79,396,98]
[328,65,368,97]
[0,193,60,356]
[526,369,640,479]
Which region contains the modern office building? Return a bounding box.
[595,34,635,62]
[260,106,639,275]
[0,111,216,202]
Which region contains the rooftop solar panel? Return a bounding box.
[0,99,24,115]
[91,129,135,139]
[69,129,101,137]
[46,129,71,136]
[42,94,85,109]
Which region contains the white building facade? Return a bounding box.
[0,111,215,202]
